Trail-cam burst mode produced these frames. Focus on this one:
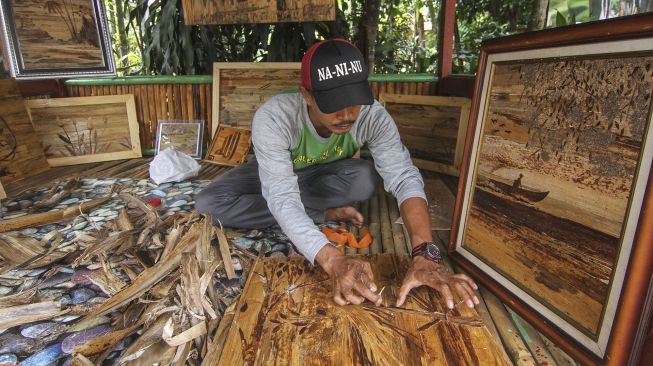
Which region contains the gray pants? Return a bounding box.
[195,158,379,228]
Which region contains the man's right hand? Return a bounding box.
[315,244,381,306]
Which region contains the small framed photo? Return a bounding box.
[0,0,115,80]
[155,120,204,159]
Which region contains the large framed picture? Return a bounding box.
[0,0,115,79]
[449,15,653,365]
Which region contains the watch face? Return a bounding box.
[425,243,441,259]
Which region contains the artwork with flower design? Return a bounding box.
[25,95,141,166]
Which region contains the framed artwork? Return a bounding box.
[0,78,50,198]
[0,0,115,80]
[449,15,653,365]
[211,62,300,139]
[155,120,204,159]
[180,0,335,25]
[25,95,141,166]
[204,126,251,166]
[379,93,470,177]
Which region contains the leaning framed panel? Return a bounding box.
[25,95,141,166]
[211,62,301,139]
[0,0,115,79]
[155,120,204,159]
[379,93,470,177]
[448,14,653,365]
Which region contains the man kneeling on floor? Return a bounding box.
[196,38,479,309]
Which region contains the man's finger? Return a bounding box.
[360,264,377,292]
[343,287,365,305]
[353,280,381,305]
[453,282,475,308]
[333,284,349,306]
[454,273,478,290]
[434,284,454,309]
[396,278,420,307]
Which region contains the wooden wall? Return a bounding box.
[64,80,437,150]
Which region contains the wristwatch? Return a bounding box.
[411,242,444,263]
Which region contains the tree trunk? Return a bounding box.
[527,0,548,31]
[357,0,380,73]
[115,0,130,69]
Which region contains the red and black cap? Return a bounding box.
[301,39,374,114]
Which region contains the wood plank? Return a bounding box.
[378,188,395,254]
[218,255,511,365]
[368,188,382,254]
[508,308,559,366]
[386,192,407,255]
[480,286,536,365]
[358,199,370,255]
[539,331,578,366]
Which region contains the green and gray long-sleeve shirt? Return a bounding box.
[252,92,426,264]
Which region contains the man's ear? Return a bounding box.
[299,86,314,107]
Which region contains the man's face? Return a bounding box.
[300,87,362,136]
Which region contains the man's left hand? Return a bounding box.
[396,256,479,308]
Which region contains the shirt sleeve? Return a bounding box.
[363,104,427,206]
[251,107,330,264]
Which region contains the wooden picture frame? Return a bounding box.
[379,93,470,176]
[211,62,301,140]
[204,126,252,166]
[0,0,115,80]
[449,15,653,365]
[25,95,142,166]
[155,120,204,159]
[180,0,335,25]
[0,78,50,198]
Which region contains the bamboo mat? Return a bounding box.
[1,157,578,365]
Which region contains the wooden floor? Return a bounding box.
[3,158,579,366]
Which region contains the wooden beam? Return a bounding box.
[437,0,457,79]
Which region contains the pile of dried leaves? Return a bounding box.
[0,188,255,365]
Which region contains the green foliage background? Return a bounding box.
[99,0,651,77]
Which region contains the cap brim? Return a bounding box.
[312,80,374,114]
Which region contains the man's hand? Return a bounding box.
[396,256,479,309]
[316,245,381,306]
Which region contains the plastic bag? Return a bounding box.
[149,148,200,184]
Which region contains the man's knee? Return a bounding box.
[195,185,234,223]
[344,160,378,201]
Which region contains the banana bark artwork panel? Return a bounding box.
[452,31,653,359]
[380,93,471,176]
[211,63,301,139]
[25,95,141,166]
[218,255,511,365]
[181,0,335,25]
[0,0,114,79]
